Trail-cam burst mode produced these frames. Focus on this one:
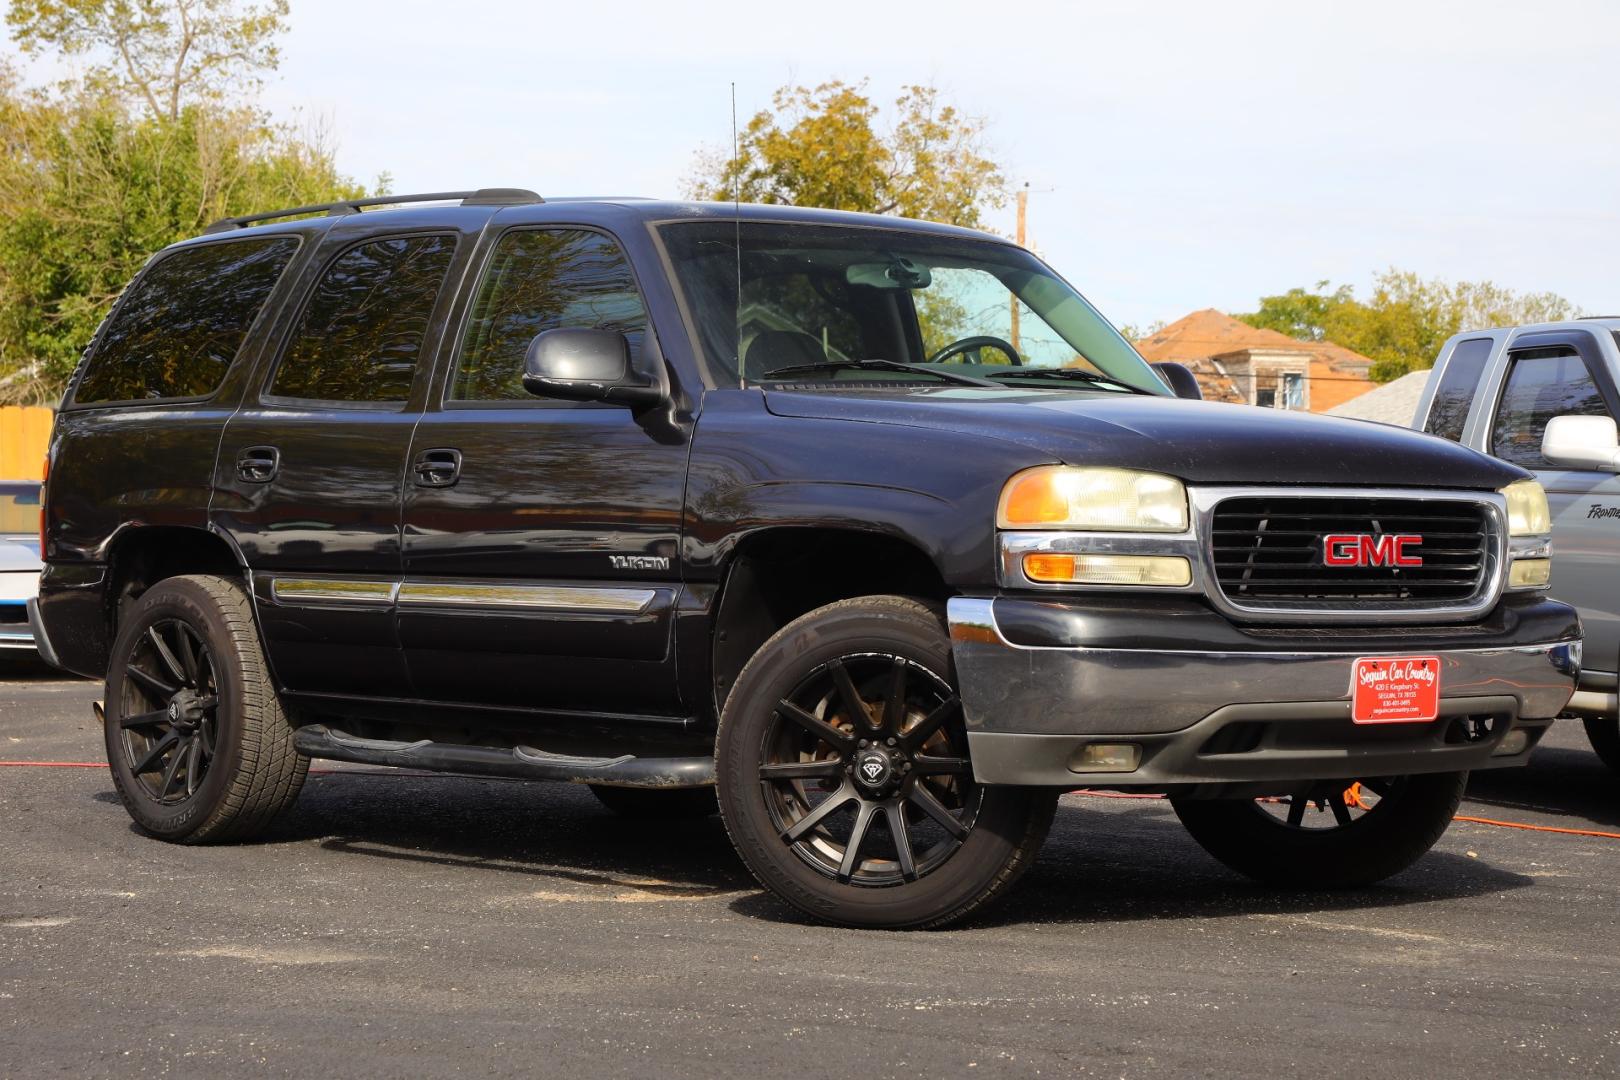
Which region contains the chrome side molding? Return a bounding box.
[396,582,655,614]
[269,579,398,606]
[266,576,656,615]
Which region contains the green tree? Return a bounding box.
[687,80,1006,229]
[0,2,368,404]
[7,0,288,119]
[1238,270,1582,382]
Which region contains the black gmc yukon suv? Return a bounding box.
[29,189,1580,929]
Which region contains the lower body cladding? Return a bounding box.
[948,595,1581,792]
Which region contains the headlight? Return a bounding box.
[997,467,1188,532]
[1501,479,1550,536]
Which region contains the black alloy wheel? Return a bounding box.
[1255,777,1406,831]
[1171,770,1467,889]
[716,596,1056,930]
[103,574,307,843]
[117,618,220,804]
[760,653,976,887]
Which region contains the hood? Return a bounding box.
[0,534,42,572]
[763,389,1526,489]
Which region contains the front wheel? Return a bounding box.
[716,596,1056,930]
[1171,772,1467,889]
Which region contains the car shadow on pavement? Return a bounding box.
[139,767,1533,930]
[269,773,756,896]
[0,653,80,681]
[730,796,1535,929]
[1463,743,1620,829]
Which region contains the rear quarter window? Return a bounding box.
[269,234,456,403]
[1422,337,1493,441]
[74,237,299,405]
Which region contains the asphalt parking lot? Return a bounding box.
[2,655,1618,1079]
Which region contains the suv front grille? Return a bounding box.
[1210,496,1492,608]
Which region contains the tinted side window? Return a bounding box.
[76,238,298,404]
[271,234,456,402]
[1423,337,1493,441]
[1491,350,1612,467]
[454,230,645,400]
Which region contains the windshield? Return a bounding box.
[657,221,1167,394]
[0,483,40,537]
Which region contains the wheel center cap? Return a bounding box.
[854,749,894,791]
[167,690,202,731]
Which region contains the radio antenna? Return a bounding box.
[732,81,746,388]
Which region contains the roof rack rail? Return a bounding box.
[202,188,543,234]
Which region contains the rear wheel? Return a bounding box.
[1581,715,1620,774]
[1171,771,1467,888]
[716,596,1056,929]
[104,574,307,843]
[589,784,717,819]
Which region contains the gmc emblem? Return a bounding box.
[1323,533,1424,568]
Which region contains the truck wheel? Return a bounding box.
[1171,771,1467,889]
[589,784,717,819]
[716,596,1056,930]
[103,574,308,843]
[1581,716,1620,773]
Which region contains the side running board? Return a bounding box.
[291,724,714,789]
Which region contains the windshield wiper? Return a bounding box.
[986,368,1153,394]
[760,358,1000,388]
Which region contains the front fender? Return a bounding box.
[682,390,1046,586]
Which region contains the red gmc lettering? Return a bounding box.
[1322,534,1424,568]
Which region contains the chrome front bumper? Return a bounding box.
[948,596,1580,790]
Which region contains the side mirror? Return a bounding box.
[1152,361,1202,400]
[1542,414,1620,471]
[522,328,665,409]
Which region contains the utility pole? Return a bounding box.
[1010,184,1029,353]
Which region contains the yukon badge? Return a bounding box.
[608,554,671,571]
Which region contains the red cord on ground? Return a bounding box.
[1068,787,1620,840]
[1453,814,1620,840]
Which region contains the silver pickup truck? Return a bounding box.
[1416,317,1620,768]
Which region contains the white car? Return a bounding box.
[0,481,43,652]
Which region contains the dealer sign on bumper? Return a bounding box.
[1352,656,1440,724]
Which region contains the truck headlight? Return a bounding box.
[1501,479,1550,537]
[997,467,1188,532]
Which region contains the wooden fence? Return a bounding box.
[0,407,52,480]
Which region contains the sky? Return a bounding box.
[8,0,1619,331]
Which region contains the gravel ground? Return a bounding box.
[2,654,1618,1078]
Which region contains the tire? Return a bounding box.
[103,574,308,843]
[589,784,718,819]
[1171,771,1467,889]
[1581,715,1620,774]
[715,595,1056,930]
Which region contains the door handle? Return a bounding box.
[412,448,462,488]
[236,446,280,483]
